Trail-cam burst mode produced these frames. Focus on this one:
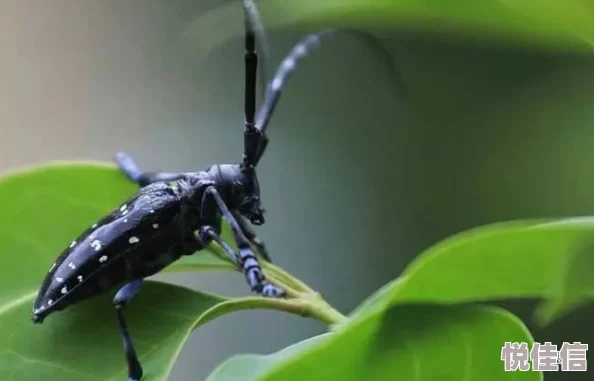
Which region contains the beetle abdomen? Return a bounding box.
[33,182,186,322]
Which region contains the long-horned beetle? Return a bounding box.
[31,1,398,380]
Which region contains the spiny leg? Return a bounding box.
[113,279,144,381]
[200,187,284,297]
[115,152,185,186]
[232,210,272,263]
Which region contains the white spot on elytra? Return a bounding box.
[129,236,139,244]
[47,299,53,306]
[68,262,76,269]
[92,223,98,228]
[49,263,56,272]
[152,223,159,229]
[149,209,154,214]
[90,240,102,251]
[99,255,108,263]
[123,219,128,223]
[121,209,129,216]
[69,241,77,248]
[120,204,127,211]
[61,286,68,294]
[77,275,83,282]
[55,277,64,283]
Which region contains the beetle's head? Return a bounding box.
[233,166,265,225]
[215,164,265,225]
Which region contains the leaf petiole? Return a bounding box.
[207,242,347,326]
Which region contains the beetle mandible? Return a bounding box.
[31,1,399,380]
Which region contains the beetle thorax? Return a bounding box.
[203,164,265,225]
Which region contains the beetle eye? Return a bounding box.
[232,181,243,196]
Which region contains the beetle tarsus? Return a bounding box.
[261,283,285,297]
[114,280,144,381]
[238,247,285,297]
[203,224,285,298]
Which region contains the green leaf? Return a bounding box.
[532,221,594,325]
[0,161,135,307]
[0,282,227,381]
[207,305,540,381]
[346,277,404,320]
[383,218,594,322]
[0,279,294,381]
[205,334,332,381]
[0,162,270,380]
[181,0,594,60]
[207,218,594,380]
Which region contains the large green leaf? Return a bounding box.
[1,282,223,381]
[0,163,270,381]
[207,218,594,380]
[208,305,539,381]
[0,162,136,308]
[0,278,295,381]
[205,334,332,381]
[181,0,594,59]
[383,218,594,321]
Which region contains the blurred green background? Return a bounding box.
[0,0,592,380]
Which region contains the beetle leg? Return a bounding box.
[196,226,239,264]
[113,279,144,381]
[200,187,285,297]
[232,210,272,263]
[115,152,185,187]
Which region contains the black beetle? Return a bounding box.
[31,1,399,380]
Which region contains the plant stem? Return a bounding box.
[305,299,348,326]
[207,241,348,327]
[262,261,314,293]
[231,297,347,327]
[264,269,348,327]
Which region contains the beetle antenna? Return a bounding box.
[243,0,270,97]
[247,28,404,167]
[242,0,271,170]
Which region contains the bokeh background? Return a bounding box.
[1,1,593,380]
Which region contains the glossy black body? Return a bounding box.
[32,165,254,322]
